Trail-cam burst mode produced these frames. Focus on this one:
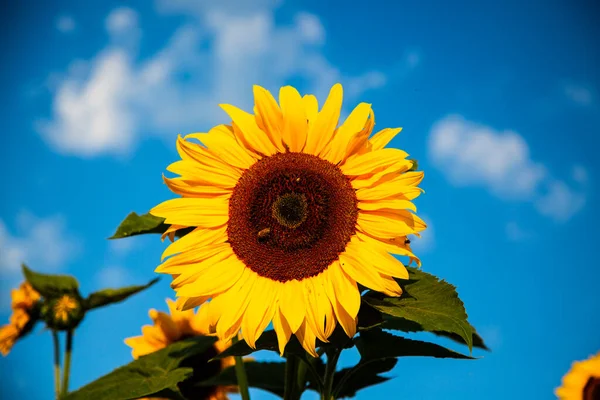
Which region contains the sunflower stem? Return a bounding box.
[284,354,300,400]
[61,330,74,397]
[321,349,341,400]
[52,330,61,399]
[232,336,251,400]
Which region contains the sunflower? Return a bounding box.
[125,299,235,400]
[151,83,426,356]
[556,352,600,400]
[0,282,41,356]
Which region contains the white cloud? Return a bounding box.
[40,3,398,157]
[56,15,76,33]
[535,180,586,222]
[108,238,136,257]
[405,51,420,69]
[572,164,589,185]
[429,115,546,199]
[505,221,531,242]
[409,216,434,253]
[429,115,587,222]
[106,7,139,37]
[564,84,593,106]
[95,265,132,288]
[0,211,81,275]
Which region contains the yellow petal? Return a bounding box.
[220,104,279,156]
[355,172,424,200]
[340,148,409,176]
[345,109,375,158]
[323,102,372,164]
[189,125,257,169]
[328,261,360,319]
[175,136,243,177]
[339,252,401,296]
[161,226,227,261]
[147,309,180,342]
[150,197,229,228]
[272,308,292,356]
[241,278,280,348]
[279,280,306,333]
[359,199,417,212]
[175,255,246,297]
[344,238,409,279]
[303,276,334,342]
[279,86,308,152]
[357,210,426,238]
[302,94,319,129]
[355,231,420,266]
[370,128,402,150]
[164,176,234,197]
[304,84,343,155]
[168,245,236,287]
[216,269,258,341]
[295,321,318,357]
[350,160,414,190]
[253,85,285,151]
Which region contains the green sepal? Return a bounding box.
[84,278,159,311]
[22,264,79,299]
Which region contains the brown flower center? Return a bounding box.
[228,152,358,282]
[584,377,600,400]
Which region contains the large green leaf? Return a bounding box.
[65,336,217,400]
[22,264,79,298]
[355,329,474,361]
[197,362,287,398]
[332,358,397,398]
[377,313,488,350]
[84,278,159,311]
[362,267,475,351]
[109,212,169,239]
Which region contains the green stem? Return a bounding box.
[284,354,299,400]
[321,350,341,400]
[232,336,250,400]
[61,330,74,397]
[52,331,61,399]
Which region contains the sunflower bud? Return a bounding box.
[408,159,419,171]
[42,294,85,330]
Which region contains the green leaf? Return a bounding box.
[362,267,475,351]
[65,336,217,400]
[355,329,474,361]
[109,212,169,239]
[197,362,286,398]
[84,278,159,311]
[332,358,397,398]
[213,330,280,360]
[22,264,79,298]
[380,314,489,350]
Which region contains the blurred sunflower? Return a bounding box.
[151,83,425,356]
[0,282,41,356]
[125,299,235,400]
[556,352,600,400]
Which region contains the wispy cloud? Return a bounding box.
[564,83,594,106]
[39,2,406,158]
[94,265,133,289]
[0,211,81,275]
[505,221,532,242]
[429,115,587,222]
[56,15,76,33]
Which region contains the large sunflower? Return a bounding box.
[125,299,235,400]
[151,83,426,356]
[0,282,41,356]
[556,352,600,400]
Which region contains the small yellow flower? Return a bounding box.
[556,352,600,399]
[125,299,236,400]
[0,282,41,356]
[53,295,79,323]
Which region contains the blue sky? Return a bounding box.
[1,0,599,399]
